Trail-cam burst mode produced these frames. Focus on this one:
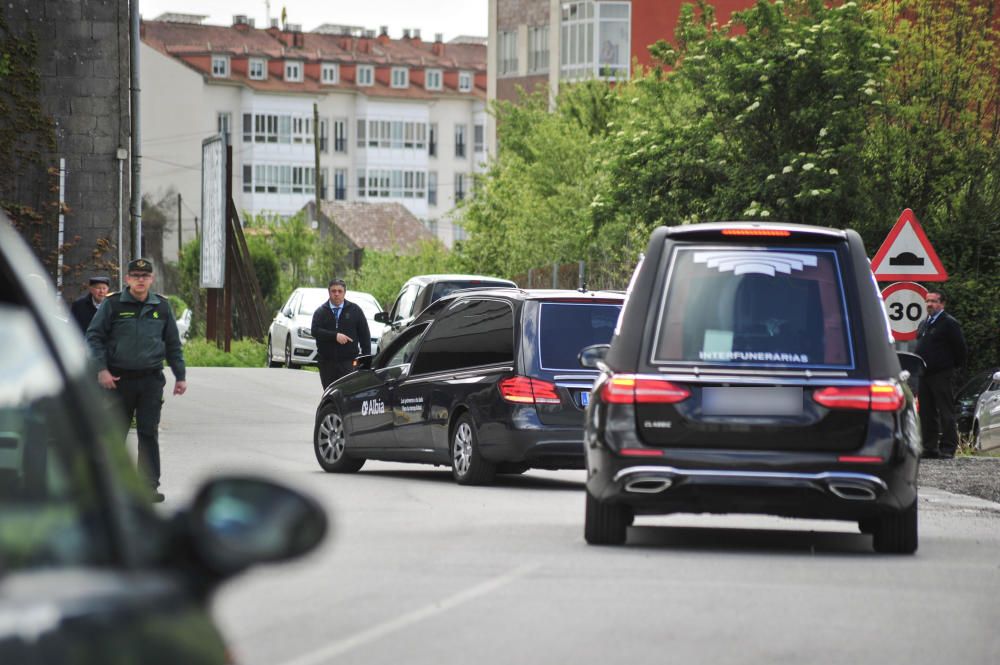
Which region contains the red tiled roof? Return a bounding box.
[314,202,437,253]
[142,20,486,98]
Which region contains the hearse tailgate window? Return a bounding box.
[539,302,622,370]
[653,246,854,369]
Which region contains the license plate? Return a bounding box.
[702,387,803,416]
[579,391,590,407]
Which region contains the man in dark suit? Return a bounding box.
[915,288,967,459]
[311,278,371,389]
[70,276,111,332]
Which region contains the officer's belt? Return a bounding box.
[109,367,162,378]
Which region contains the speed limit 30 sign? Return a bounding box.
[881,281,928,341]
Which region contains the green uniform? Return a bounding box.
[86,288,185,492]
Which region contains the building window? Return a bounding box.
[528,26,550,73]
[353,119,428,151]
[498,31,518,76]
[285,60,303,82]
[217,112,231,145]
[242,113,252,142]
[356,168,427,199]
[429,123,437,157]
[425,218,439,236]
[321,62,339,84]
[474,124,484,154]
[454,124,466,158]
[561,1,630,81]
[250,164,316,194]
[334,168,347,200]
[249,57,267,80]
[356,65,374,86]
[242,164,252,193]
[458,71,473,92]
[425,69,442,90]
[211,55,230,77]
[319,118,329,152]
[391,67,409,88]
[333,119,347,153]
[428,171,437,206]
[454,173,466,201]
[454,223,468,242]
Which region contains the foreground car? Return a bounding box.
[581,222,920,553]
[0,212,327,663]
[314,288,623,484]
[268,287,385,368]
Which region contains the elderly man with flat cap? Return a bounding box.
[70,275,111,332]
[86,258,187,503]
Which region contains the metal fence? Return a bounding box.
[512,259,634,292]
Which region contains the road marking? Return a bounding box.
[275,562,541,665]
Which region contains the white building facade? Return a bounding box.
[141,16,488,260]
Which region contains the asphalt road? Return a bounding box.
[152,368,1000,665]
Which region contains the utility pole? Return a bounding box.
[177,192,182,256]
[313,102,322,220]
[129,0,142,259]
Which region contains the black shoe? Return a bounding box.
[938,452,955,460]
[920,450,941,459]
[151,491,165,503]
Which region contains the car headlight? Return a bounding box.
[297,327,314,340]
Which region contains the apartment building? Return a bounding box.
[142,14,488,260]
[487,0,754,149]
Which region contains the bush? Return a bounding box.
[183,339,266,367]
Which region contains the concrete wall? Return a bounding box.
[1,0,131,297]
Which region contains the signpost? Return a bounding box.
[870,208,948,282]
[872,209,946,347]
[881,281,928,342]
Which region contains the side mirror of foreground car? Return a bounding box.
[183,476,328,579]
[578,343,610,370]
[373,312,389,324]
[353,354,374,370]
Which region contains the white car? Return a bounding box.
[267,288,387,369]
[972,370,1000,451]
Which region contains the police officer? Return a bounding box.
[311,278,371,389]
[70,275,111,332]
[86,258,187,502]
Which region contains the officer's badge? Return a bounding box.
[136,260,148,269]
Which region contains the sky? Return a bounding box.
[138,0,488,41]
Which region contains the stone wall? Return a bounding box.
[1,0,130,298]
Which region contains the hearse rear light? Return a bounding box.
[620,448,665,457]
[499,376,561,405]
[812,382,904,412]
[721,228,791,237]
[602,376,690,404]
[838,455,884,464]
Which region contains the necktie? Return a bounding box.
[334,306,342,322]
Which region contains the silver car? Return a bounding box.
[972,370,1000,451]
[267,288,386,368]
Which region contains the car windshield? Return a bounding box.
[0,305,115,571]
[957,370,995,400]
[430,280,513,301]
[653,246,854,369]
[298,290,381,319]
[298,290,330,315]
[538,302,622,370]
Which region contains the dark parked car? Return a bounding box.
[314,288,624,484]
[956,367,1000,435]
[580,222,921,553]
[0,213,327,663]
[374,273,517,350]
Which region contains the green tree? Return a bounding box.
[347,240,457,308]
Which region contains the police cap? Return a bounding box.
[127,258,154,274]
[88,276,111,285]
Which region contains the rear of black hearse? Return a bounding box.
[583,222,920,552]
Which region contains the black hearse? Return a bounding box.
[580,222,921,553]
[314,288,624,484]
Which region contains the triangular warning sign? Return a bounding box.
[870,209,948,282]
